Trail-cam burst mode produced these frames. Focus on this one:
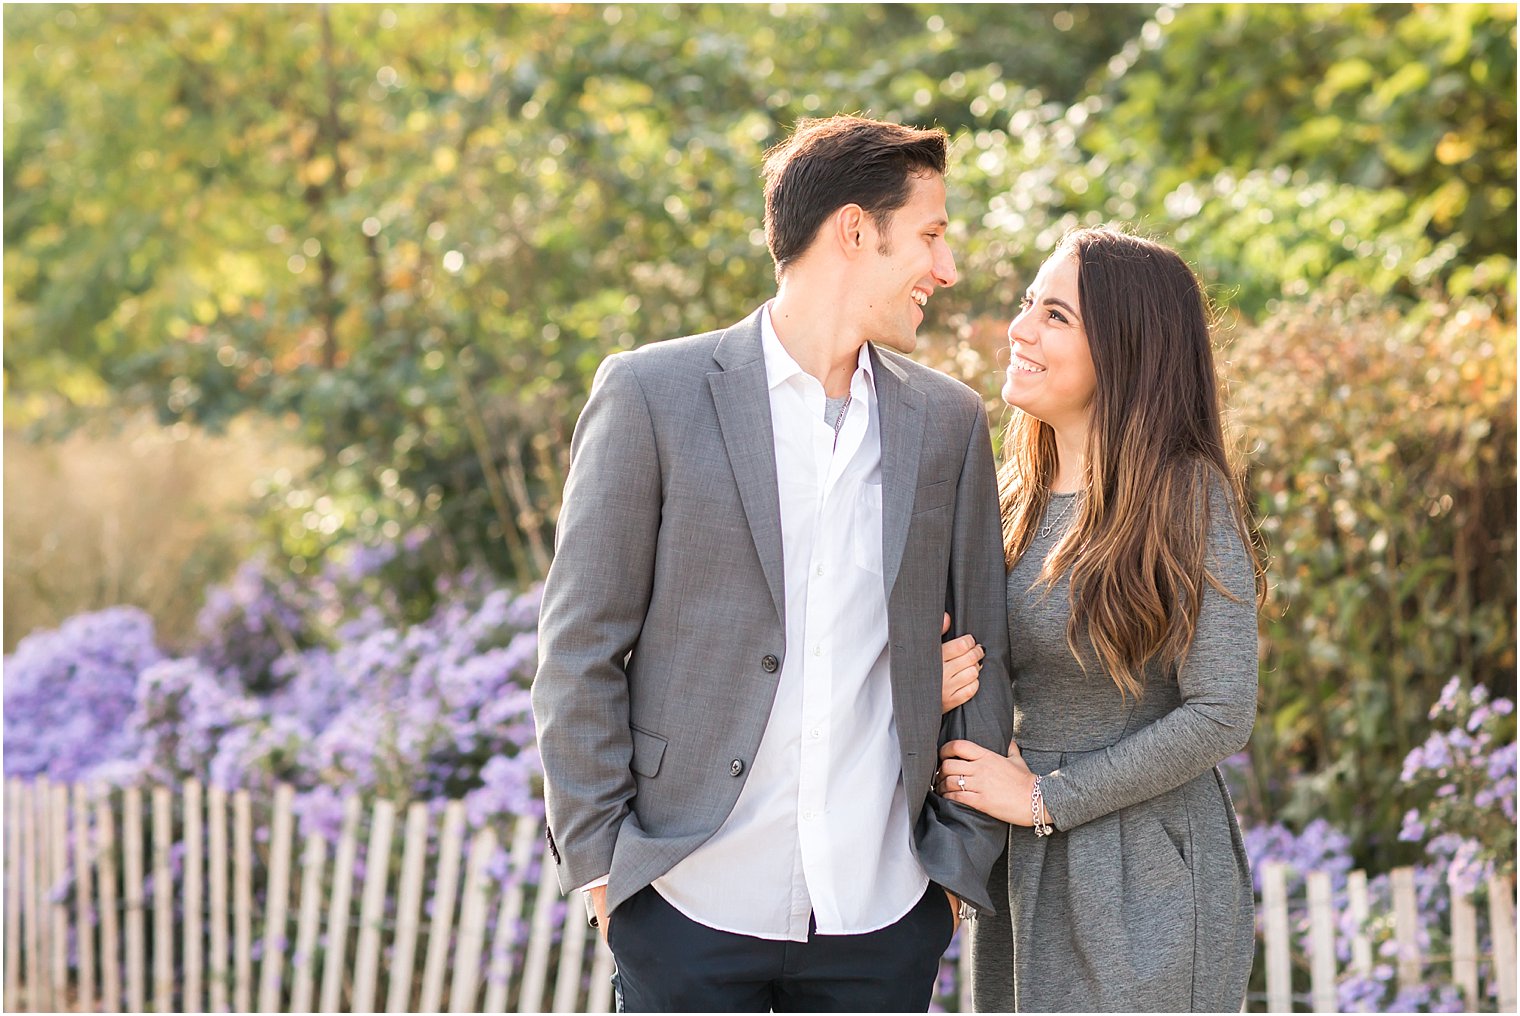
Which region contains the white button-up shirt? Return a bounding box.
[650,304,928,940]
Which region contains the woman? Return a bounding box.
[936,226,1265,1012]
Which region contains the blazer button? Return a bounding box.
[730,759,745,777]
[761,654,779,672]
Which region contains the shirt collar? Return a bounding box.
[760,301,875,392]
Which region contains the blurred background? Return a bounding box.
[3,4,1515,1010]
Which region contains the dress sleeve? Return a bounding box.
[1035,484,1259,832]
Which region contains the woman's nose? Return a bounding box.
[1007,312,1032,345]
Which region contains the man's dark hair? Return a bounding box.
[762,115,949,278]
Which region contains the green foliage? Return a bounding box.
[1225,294,1516,871]
[4,3,1517,868]
[1103,3,1517,293]
[4,3,1152,577]
[953,3,1518,316]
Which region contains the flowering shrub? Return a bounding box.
[3,541,544,853]
[1228,708,1516,1015]
[2,606,162,782]
[6,543,1515,1012]
[1399,676,1517,887]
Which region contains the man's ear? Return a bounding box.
[833,203,868,256]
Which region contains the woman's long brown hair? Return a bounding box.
[998,226,1266,699]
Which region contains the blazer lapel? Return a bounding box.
[872,346,924,599]
[709,310,786,625]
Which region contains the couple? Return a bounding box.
[531,114,1263,1013]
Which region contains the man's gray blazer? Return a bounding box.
[531,306,1014,916]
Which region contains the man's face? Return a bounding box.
[858,171,958,354]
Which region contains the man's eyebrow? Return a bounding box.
[924,217,949,229]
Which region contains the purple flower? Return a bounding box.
[1432,676,1465,718]
[3,606,163,781]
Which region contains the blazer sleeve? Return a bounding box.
[531,353,661,893]
[1036,490,1259,832]
[915,395,1016,913]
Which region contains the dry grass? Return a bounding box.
[3,412,316,653]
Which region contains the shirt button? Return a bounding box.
[730,759,744,777]
[761,654,779,673]
[803,810,815,821]
[810,728,821,739]
[813,645,822,656]
[815,564,824,577]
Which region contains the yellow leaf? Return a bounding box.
[310,155,337,186]
[1435,131,1475,165]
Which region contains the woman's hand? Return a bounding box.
[940,612,984,714]
[937,737,1044,827]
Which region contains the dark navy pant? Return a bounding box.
[607,882,955,1012]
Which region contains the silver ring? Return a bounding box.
[957,775,966,791]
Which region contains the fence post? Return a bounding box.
[19,781,41,1013]
[183,779,204,1014]
[1448,870,1479,1009]
[152,785,175,1013]
[958,923,973,1015]
[5,780,22,1012]
[450,827,499,1013]
[233,790,254,1013]
[256,783,296,1012]
[1306,869,1338,1013]
[122,784,146,1013]
[418,801,467,1013]
[33,777,53,1014]
[288,831,328,1015]
[484,814,539,1014]
[72,783,97,1014]
[95,783,122,1014]
[318,794,362,1014]
[518,835,562,1015]
[1346,869,1372,980]
[207,783,229,1013]
[386,802,431,1014]
[351,797,397,1014]
[1490,875,1517,1012]
[550,895,591,1015]
[48,784,70,1013]
[587,931,617,1014]
[1261,861,1292,1013]
[1390,867,1422,989]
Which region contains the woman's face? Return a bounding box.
[1000,251,1097,431]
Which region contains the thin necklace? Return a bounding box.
[830,392,852,449]
[1038,494,1079,538]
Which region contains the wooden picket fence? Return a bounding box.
[1252,861,1516,1012]
[5,777,621,1014]
[3,775,1516,1013]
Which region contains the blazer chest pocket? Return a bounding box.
[912,479,954,516]
[630,724,668,778]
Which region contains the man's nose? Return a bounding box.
[935,247,958,288]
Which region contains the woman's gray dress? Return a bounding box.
[971,490,1258,1012]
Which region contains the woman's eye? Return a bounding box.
[1048,308,1067,324]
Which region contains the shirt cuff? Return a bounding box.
[577,875,610,927]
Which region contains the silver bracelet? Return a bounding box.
[1031,775,1053,837]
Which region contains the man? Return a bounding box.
[531,114,1013,1012]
